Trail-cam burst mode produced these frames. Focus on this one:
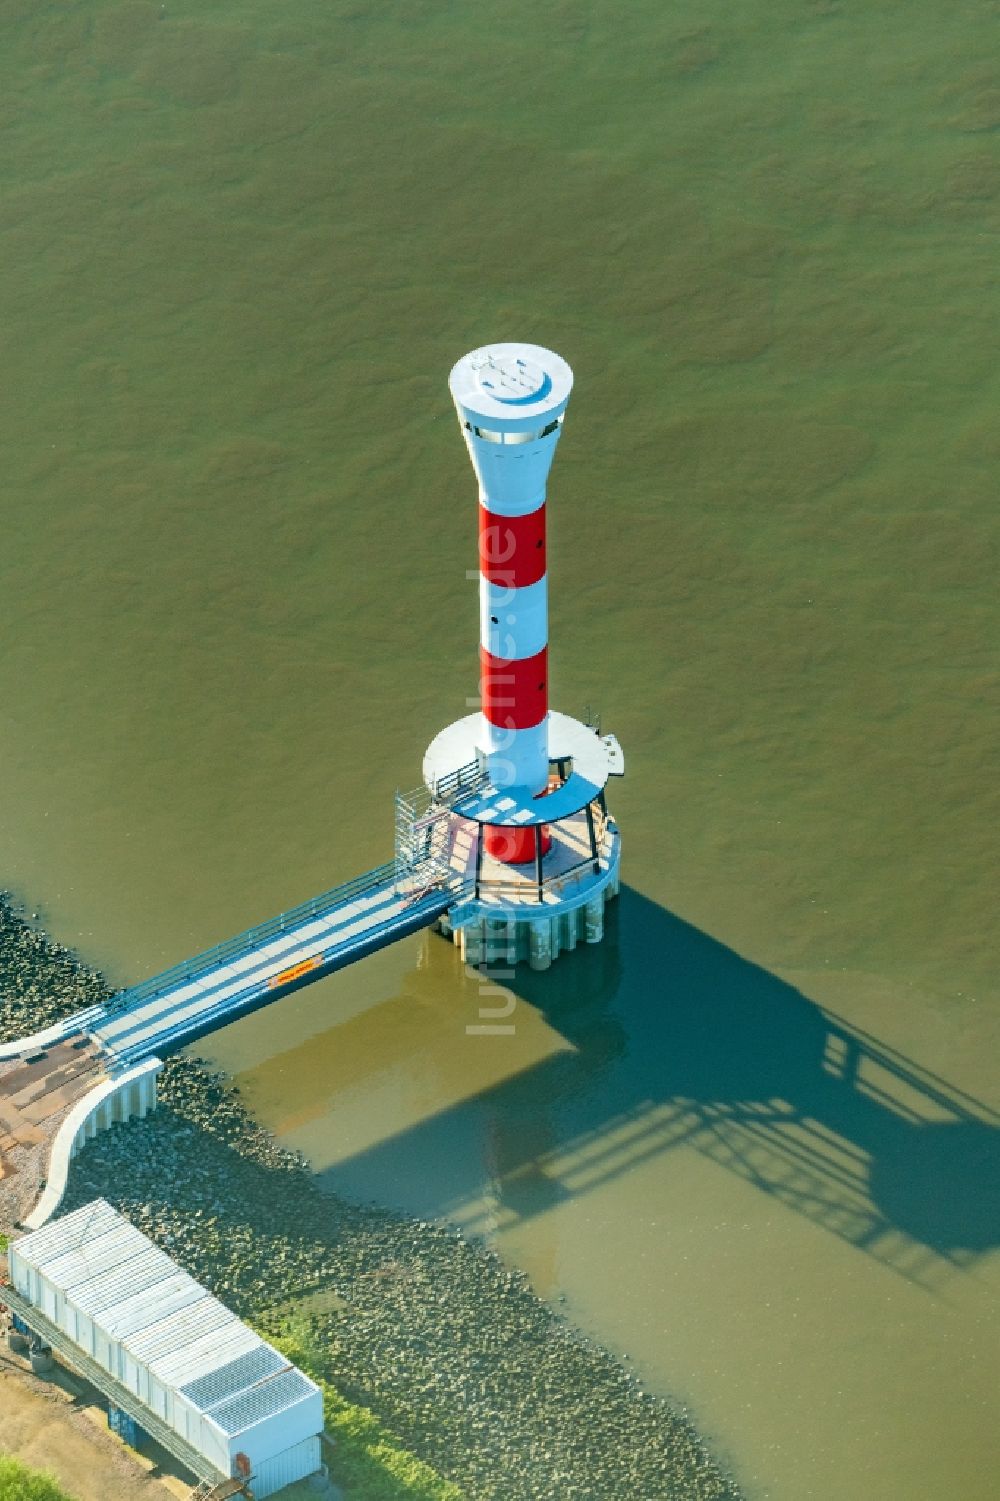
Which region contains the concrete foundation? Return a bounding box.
[438,862,620,971]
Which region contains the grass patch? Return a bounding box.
[0,1456,76,1501]
[266,1323,463,1501]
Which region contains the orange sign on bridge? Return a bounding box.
[268,955,323,990]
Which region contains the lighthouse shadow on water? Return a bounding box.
[323,885,1000,1290]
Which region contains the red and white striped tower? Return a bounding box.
[449,344,574,863]
[422,342,624,969]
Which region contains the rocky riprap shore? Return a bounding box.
[0,896,109,1045]
[2,894,744,1501]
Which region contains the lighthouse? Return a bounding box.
[456,344,570,861]
[419,342,624,971]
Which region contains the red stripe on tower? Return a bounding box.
[478,504,547,588]
[479,645,548,728]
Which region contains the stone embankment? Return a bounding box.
[1,893,744,1501]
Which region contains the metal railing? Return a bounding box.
[104,860,400,1016]
[474,804,613,902]
[430,756,490,803]
[104,882,463,1071]
[475,852,603,902]
[395,758,487,890]
[100,749,591,1026]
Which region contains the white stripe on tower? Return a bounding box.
[449,344,573,863]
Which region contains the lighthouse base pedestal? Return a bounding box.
[436,834,620,972]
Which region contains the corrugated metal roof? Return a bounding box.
[13,1199,119,1264]
[210,1367,317,1436]
[46,1235,148,1289]
[64,1246,174,1316]
[180,1344,285,1411]
[153,1321,259,1390]
[128,1295,234,1365]
[101,1274,203,1341]
[10,1200,320,1431]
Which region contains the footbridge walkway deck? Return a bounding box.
[92,860,464,1072]
[0,768,487,1231]
[83,763,488,1070]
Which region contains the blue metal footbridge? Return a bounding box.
[87,767,484,1071]
[93,867,454,1070]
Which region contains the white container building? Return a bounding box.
[8,1199,323,1497]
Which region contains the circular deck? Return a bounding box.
[423,711,615,827]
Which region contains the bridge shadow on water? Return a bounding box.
[312,886,1000,1291]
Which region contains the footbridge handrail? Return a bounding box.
[105,859,400,1016]
[104,881,460,1071]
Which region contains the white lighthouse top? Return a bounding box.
[449,342,573,431]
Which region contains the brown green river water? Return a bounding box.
[2,1,999,1496]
